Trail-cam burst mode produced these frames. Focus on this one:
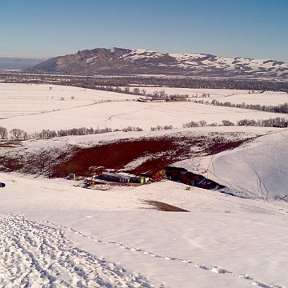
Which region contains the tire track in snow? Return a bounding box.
[250,161,270,201]
[0,213,161,288]
[45,220,285,288]
[208,156,288,215]
[5,99,131,120]
[209,153,260,200]
[103,103,155,123]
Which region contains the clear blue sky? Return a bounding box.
[1,0,288,61]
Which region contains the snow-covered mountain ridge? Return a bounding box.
[28,47,288,79]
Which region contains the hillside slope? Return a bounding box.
[1,169,288,287]
[208,129,288,200]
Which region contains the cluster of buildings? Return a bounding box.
[67,170,150,187]
[67,166,224,192]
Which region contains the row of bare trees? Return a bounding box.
[1,116,287,141]
[0,127,28,140]
[0,126,144,141]
[190,99,288,114]
[209,100,288,114]
[92,85,189,101]
[183,117,288,128]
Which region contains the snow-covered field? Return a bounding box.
[206,91,288,105]
[0,83,288,287]
[131,86,288,105]
[0,83,137,118]
[0,84,287,133]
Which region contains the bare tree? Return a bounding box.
[0,126,8,139]
[10,129,26,140]
[222,120,235,126]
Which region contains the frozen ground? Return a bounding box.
[175,129,288,201]
[0,83,288,287]
[0,83,137,119]
[0,128,288,287]
[0,172,288,288]
[130,86,288,105]
[209,129,288,200]
[0,84,287,133]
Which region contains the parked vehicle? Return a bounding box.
[0,182,5,188]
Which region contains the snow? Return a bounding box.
[0,84,287,133]
[127,49,288,75]
[129,86,288,105]
[0,83,137,119]
[1,83,288,287]
[123,49,164,62]
[208,129,288,200]
[173,128,288,201]
[207,91,288,106]
[2,100,282,132]
[0,172,288,287]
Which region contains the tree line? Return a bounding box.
[1,116,287,142]
[0,126,143,141]
[183,117,288,128]
[202,99,288,114]
[2,72,288,92]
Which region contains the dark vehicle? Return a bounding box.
[165,166,226,191]
[0,182,5,188]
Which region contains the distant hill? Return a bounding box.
[0,57,44,70]
[27,47,288,79]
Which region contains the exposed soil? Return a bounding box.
[51,135,248,178]
[204,137,248,155]
[0,133,251,178]
[51,137,178,177]
[143,200,190,212]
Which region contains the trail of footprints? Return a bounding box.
[0,213,161,288]
[44,220,284,288]
[0,212,284,288]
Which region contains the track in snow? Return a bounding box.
[0,213,160,288]
[45,220,285,288]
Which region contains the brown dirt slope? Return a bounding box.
[51,135,247,178]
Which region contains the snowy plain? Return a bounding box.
[0,84,287,133]
[0,83,288,287]
[130,86,288,105]
[0,83,137,119]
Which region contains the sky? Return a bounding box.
[0,0,288,61]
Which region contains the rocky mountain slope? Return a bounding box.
[28,47,288,79]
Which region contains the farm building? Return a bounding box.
[101,172,131,183]
[100,171,149,184]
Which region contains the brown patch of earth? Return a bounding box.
[51,135,248,178]
[51,137,178,177]
[143,200,189,212]
[0,133,251,177]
